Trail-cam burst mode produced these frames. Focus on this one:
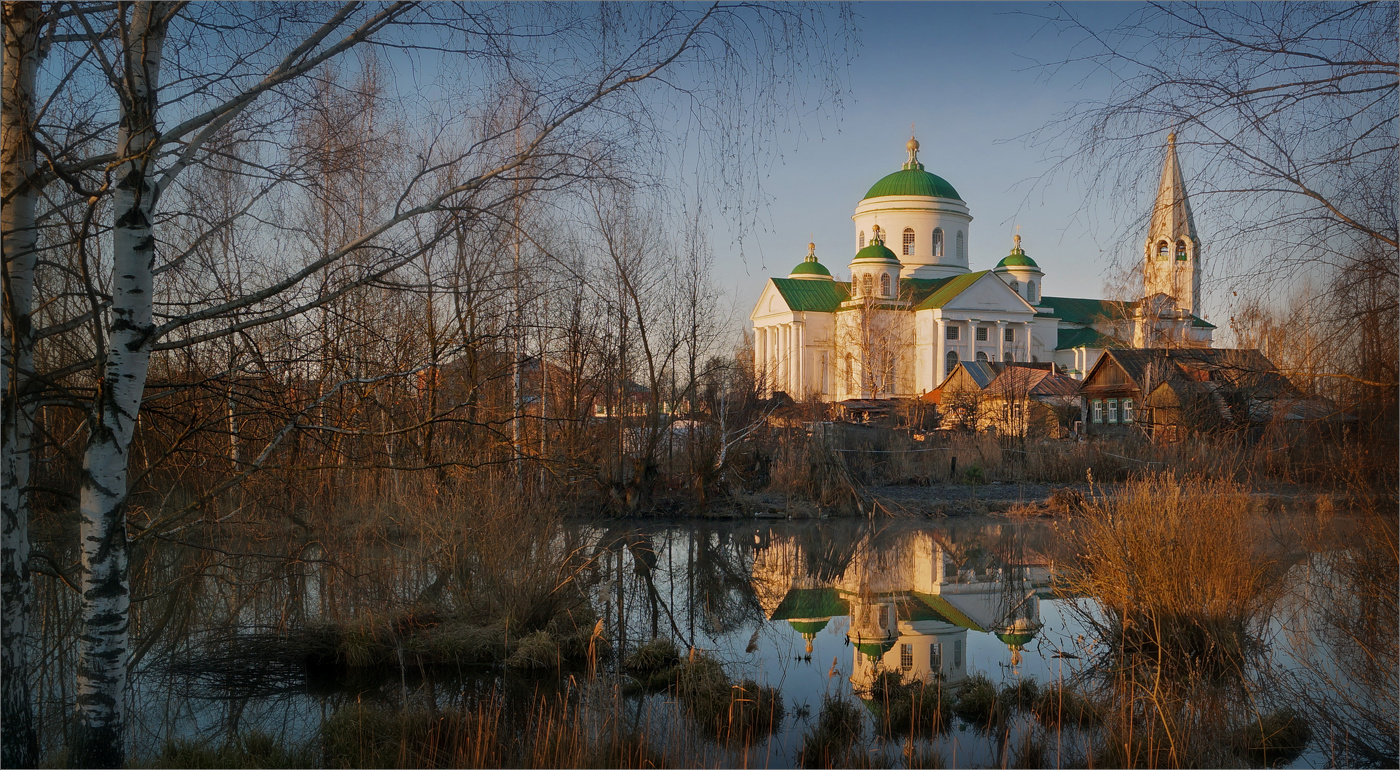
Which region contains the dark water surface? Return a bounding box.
[107,514,1362,767]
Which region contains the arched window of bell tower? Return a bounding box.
[902,228,915,256]
[957,231,966,260]
[880,273,891,296]
[1175,240,1188,260]
[859,231,865,249]
[1157,241,1169,260]
[932,228,944,257]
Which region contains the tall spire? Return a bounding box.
[1149,131,1197,242]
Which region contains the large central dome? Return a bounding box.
[863,166,961,201]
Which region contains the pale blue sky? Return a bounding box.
[715,2,1205,328]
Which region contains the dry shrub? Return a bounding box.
[674,653,783,741]
[866,670,950,737]
[950,673,1008,730]
[504,631,560,670]
[1061,473,1280,679]
[798,693,865,769]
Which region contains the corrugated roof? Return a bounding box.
[959,361,1004,389]
[915,271,990,310]
[986,366,1080,398]
[772,278,850,312]
[1056,327,1129,351]
[1038,296,1137,325]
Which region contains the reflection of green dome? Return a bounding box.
[852,242,899,264]
[996,631,1036,649]
[863,167,962,201]
[788,619,830,636]
[853,638,896,660]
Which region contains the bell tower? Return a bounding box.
[1142,132,1201,317]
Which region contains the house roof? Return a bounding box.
[1056,327,1129,351]
[1039,296,1136,325]
[1086,348,1300,401]
[986,366,1080,398]
[771,277,850,312]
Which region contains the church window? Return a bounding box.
[1175,240,1188,260]
[1004,327,1015,343]
[976,351,989,363]
[902,228,915,256]
[862,274,873,297]
[932,228,944,257]
[945,350,959,373]
[880,273,891,296]
[1107,398,1118,423]
[1123,398,1134,423]
[1157,241,1169,260]
[900,643,914,671]
[1092,399,1103,423]
[930,642,942,671]
[1029,281,1039,303]
[957,231,966,260]
[976,327,988,342]
[859,231,865,249]
[953,639,963,669]
[945,326,959,341]
[1010,279,1019,294]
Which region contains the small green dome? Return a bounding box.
[789,260,832,278]
[863,166,962,202]
[788,619,830,636]
[853,638,896,660]
[996,631,1037,649]
[852,242,899,264]
[994,235,1040,271]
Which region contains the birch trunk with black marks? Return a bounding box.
[74,5,169,767]
[1,3,42,766]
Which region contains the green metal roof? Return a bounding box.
[789,260,832,277]
[863,166,962,201]
[1037,296,1136,326]
[771,278,850,313]
[914,271,989,310]
[771,588,849,621]
[996,253,1040,270]
[996,631,1036,648]
[851,241,900,264]
[1192,316,1216,329]
[912,593,984,632]
[1055,327,1128,351]
[788,619,830,636]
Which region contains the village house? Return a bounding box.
[931,361,1079,436]
[1077,347,1326,439]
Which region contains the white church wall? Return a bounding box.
[853,195,972,279]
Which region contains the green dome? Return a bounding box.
[995,235,1040,271]
[788,619,831,636]
[851,242,899,264]
[789,260,832,277]
[996,631,1037,649]
[863,166,962,201]
[853,638,896,660]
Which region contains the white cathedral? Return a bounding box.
[750,133,1215,400]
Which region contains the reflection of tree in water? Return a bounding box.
[795,521,867,583]
[687,525,765,638]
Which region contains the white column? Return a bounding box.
[996,320,1007,362]
[755,327,767,391]
[1022,322,1032,363]
[935,317,947,384]
[967,319,978,363]
[794,321,805,397]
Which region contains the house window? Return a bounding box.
[1176,240,1188,260]
[1123,398,1134,423]
[957,231,966,260]
[859,231,865,249]
[976,351,989,363]
[862,274,873,297]
[953,639,963,669]
[1157,240,1169,260]
[900,643,913,671]
[945,325,959,341]
[1107,398,1118,423]
[1004,327,1015,343]
[945,351,958,373]
[1092,399,1103,423]
[976,326,989,342]
[902,228,915,256]
[932,228,944,257]
[930,642,942,671]
[880,273,891,296]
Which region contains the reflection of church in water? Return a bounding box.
[753,526,1051,694]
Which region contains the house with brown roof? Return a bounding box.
[933,361,1079,436]
[1078,348,1315,439]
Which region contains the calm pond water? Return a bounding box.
[106,514,1360,767]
